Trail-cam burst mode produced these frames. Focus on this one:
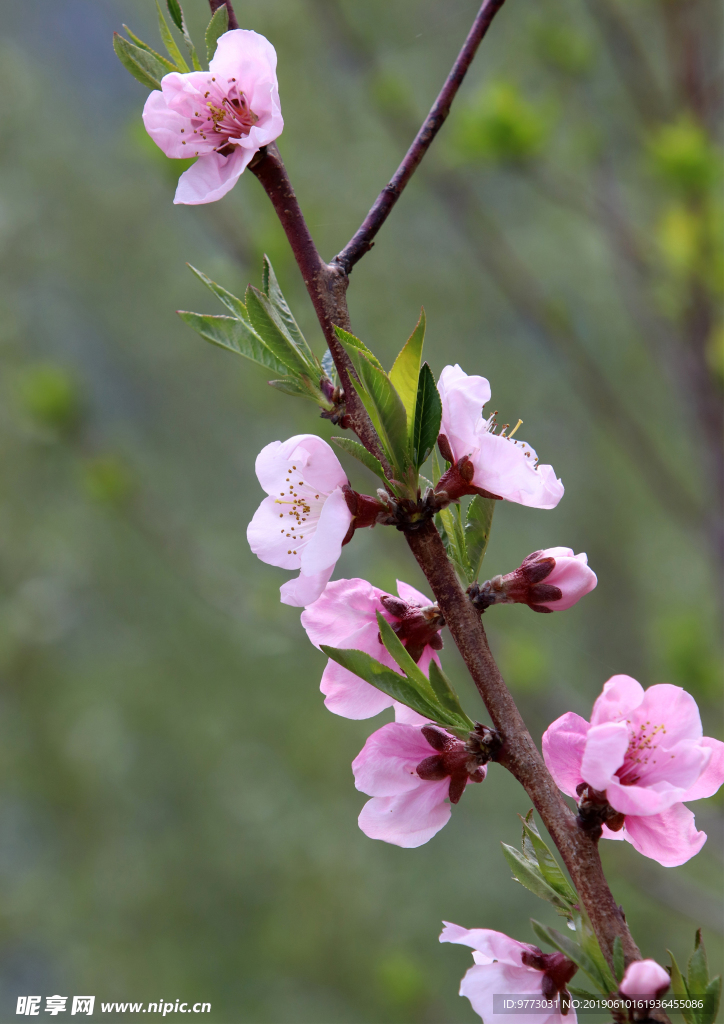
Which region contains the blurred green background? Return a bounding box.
[0,0,721,1020]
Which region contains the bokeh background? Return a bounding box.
[0,0,721,1020]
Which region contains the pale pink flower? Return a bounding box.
[143,30,283,205]
[543,674,724,866]
[472,548,597,613]
[352,710,487,847]
[301,578,444,719]
[436,364,563,509]
[247,434,353,608]
[440,922,577,1024]
[619,960,670,999]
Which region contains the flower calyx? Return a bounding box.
[520,949,578,1008]
[434,439,503,506]
[575,783,626,838]
[415,724,499,804]
[469,551,561,614]
[379,595,445,663]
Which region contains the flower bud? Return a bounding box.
[619,960,670,999]
[469,547,597,613]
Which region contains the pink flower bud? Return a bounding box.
[470,548,597,613]
[619,960,670,999]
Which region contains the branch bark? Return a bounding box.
[333,0,508,273]
[208,0,239,31]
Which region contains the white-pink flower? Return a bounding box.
[474,548,597,613]
[143,30,283,205]
[543,674,724,866]
[301,578,444,719]
[437,364,564,509]
[352,709,487,848]
[247,434,353,608]
[619,960,670,999]
[440,922,578,1024]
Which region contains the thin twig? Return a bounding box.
[333,0,509,273]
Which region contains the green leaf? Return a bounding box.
[331,437,388,486]
[669,951,695,1024]
[574,916,618,994]
[205,3,229,63]
[438,505,471,582]
[520,813,577,905]
[427,661,475,731]
[177,312,289,375]
[389,309,425,428]
[502,845,570,909]
[375,613,437,698]
[166,0,184,33]
[703,976,722,1024]
[155,1,189,70]
[261,257,317,366]
[688,930,709,996]
[466,496,495,581]
[267,377,310,398]
[113,33,165,90]
[333,326,385,373]
[122,25,180,73]
[612,937,625,984]
[245,287,311,376]
[531,921,609,994]
[187,265,249,322]
[566,986,599,999]
[319,645,450,726]
[354,358,410,475]
[411,362,442,470]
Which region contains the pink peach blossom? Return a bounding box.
[247,434,353,607]
[352,710,486,847]
[436,365,564,509]
[619,960,670,999]
[143,30,283,204]
[301,578,444,718]
[473,548,597,613]
[440,922,577,1024]
[543,674,724,866]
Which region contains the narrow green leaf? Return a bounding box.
[187,265,249,322]
[113,33,164,90]
[612,937,625,984]
[531,921,608,994]
[355,359,410,475]
[389,309,425,427]
[205,3,229,63]
[519,814,578,905]
[267,377,310,398]
[501,846,569,909]
[412,362,442,469]
[438,505,471,582]
[177,311,289,375]
[331,437,388,485]
[466,496,495,581]
[574,916,618,994]
[567,986,599,999]
[262,257,317,366]
[155,1,189,70]
[319,645,445,725]
[702,976,722,1024]
[669,951,695,1024]
[427,661,475,731]
[245,287,311,375]
[166,0,185,33]
[122,25,179,72]
[375,613,436,697]
[333,326,386,373]
[688,930,709,996]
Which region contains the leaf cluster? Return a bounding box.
[178,258,335,410]
[321,612,474,737]
[669,932,722,1024]
[114,0,228,90]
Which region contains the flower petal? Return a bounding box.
[540,553,597,611]
[279,565,333,608]
[439,923,531,966]
[352,722,435,796]
[438,364,492,462]
[590,675,644,726]
[396,579,432,607]
[357,780,451,847]
[320,659,394,718]
[247,494,301,569]
[458,962,561,1024]
[142,89,215,159]
[542,712,589,798]
[622,803,706,867]
[683,737,724,802]
[580,722,629,793]
[174,147,252,205]
[300,486,353,575]
[619,960,670,998]
[471,432,563,509]
[301,578,384,648]
[630,683,703,745]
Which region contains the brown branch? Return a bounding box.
[333,0,509,274]
[208,0,239,31]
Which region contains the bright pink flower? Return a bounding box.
[543,675,724,866]
[619,960,670,999]
[440,922,578,1024]
[301,578,444,718]
[247,435,353,608]
[436,365,564,509]
[352,710,487,848]
[472,548,597,613]
[143,30,283,205]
